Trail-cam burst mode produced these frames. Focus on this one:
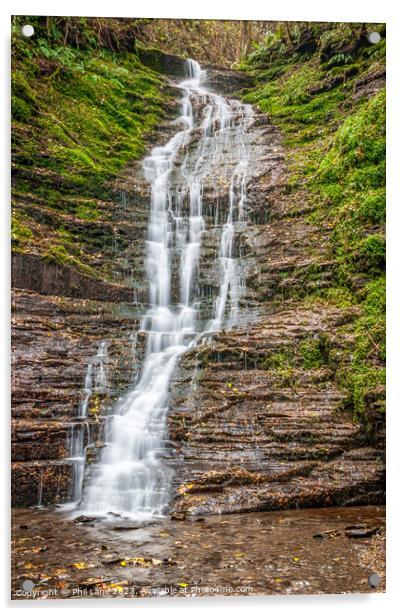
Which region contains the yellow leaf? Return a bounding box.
[178,583,188,588]
[292,556,300,562]
[72,561,87,570]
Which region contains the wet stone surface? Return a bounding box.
[11,61,385,601]
[11,505,385,599]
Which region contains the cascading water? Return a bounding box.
[79,59,256,518]
[65,341,108,506]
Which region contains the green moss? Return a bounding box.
[243,62,346,151]
[300,335,331,369]
[13,42,167,188]
[340,364,385,421]
[356,189,386,224]
[75,202,100,220]
[44,244,94,276]
[11,95,32,121]
[241,23,385,425]
[11,18,172,275]
[11,212,33,244]
[356,234,386,273]
[264,346,294,370]
[319,90,385,176]
[309,287,355,308]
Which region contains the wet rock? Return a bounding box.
[137,47,186,77]
[345,527,381,539]
[11,460,73,507]
[11,65,384,516]
[12,253,134,303]
[207,551,223,566]
[169,288,384,515]
[11,285,145,505]
[74,515,98,525]
[171,512,186,521]
[100,554,122,565]
[313,529,340,539]
[353,68,386,101]
[203,66,254,94]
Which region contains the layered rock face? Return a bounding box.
[11,162,157,506]
[166,96,385,515]
[11,67,384,512]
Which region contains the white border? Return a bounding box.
[1,1,401,613]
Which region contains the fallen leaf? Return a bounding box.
[72,562,87,570]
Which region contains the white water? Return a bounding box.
[79,59,255,518]
[63,341,108,507]
[79,341,108,419]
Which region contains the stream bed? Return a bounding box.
[12,505,385,599]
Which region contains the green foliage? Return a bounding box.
[11,212,33,243]
[300,335,331,369]
[12,37,166,187]
[264,346,294,370]
[276,64,322,105]
[43,244,94,275]
[340,276,386,419]
[264,335,332,375]
[11,18,171,275]
[241,22,385,426]
[247,31,288,67]
[356,189,386,224]
[318,24,355,56]
[356,276,386,362]
[318,90,385,180]
[11,95,31,121]
[340,364,385,420]
[75,202,100,220]
[243,63,346,148]
[356,234,386,273]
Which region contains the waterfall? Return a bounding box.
[79,59,255,519]
[65,341,108,506]
[79,341,108,419]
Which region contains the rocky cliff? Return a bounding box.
[11,18,385,512]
